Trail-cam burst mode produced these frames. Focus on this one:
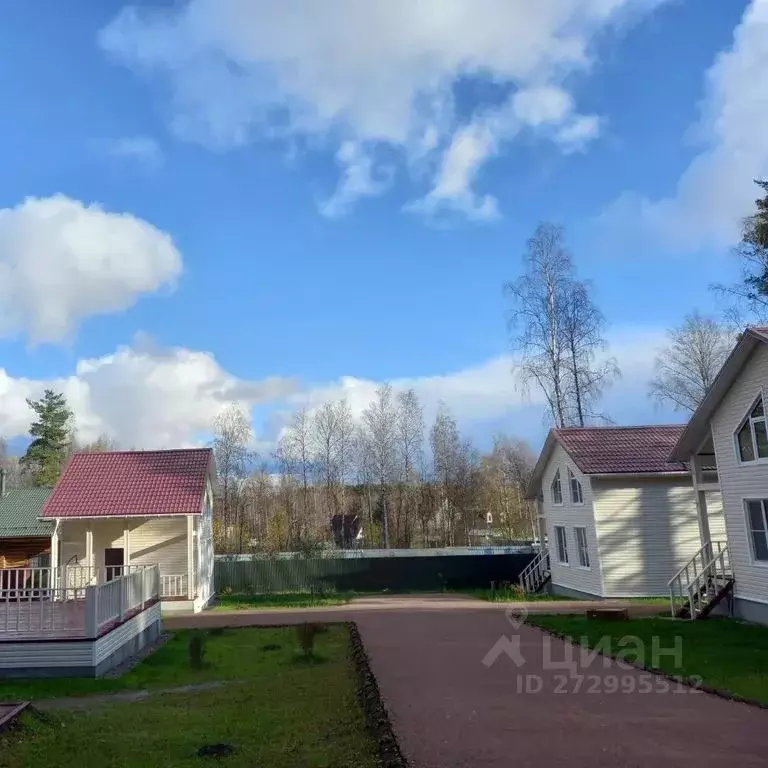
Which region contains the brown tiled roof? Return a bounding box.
[749,327,768,343]
[41,449,214,519]
[555,425,689,475]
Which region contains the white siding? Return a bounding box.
[706,491,728,542]
[94,603,161,664]
[592,477,705,596]
[540,443,603,596]
[710,343,768,605]
[59,517,189,578]
[197,480,214,603]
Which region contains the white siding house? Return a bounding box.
[41,448,217,614]
[672,327,768,624]
[527,426,724,599]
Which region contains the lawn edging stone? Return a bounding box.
[348,622,408,768]
[527,618,768,711]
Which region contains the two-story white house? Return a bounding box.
[671,327,768,624]
[524,425,724,599]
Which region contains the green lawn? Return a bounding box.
[464,588,573,602]
[0,626,378,768]
[527,615,768,705]
[213,592,352,610]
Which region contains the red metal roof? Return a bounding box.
[555,425,688,475]
[41,449,213,519]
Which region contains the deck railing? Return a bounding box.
[90,565,160,635]
[0,565,160,639]
[160,573,188,598]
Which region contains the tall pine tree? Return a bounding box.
[21,390,73,487]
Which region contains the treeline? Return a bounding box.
[212,391,537,554]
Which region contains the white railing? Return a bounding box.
[0,564,160,638]
[668,541,731,619]
[88,564,160,636]
[519,547,551,593]
[160,573,188,598]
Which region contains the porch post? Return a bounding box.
[690,454,712,550]
[50,519,60,591]
[86,524,94,578]
[123,527,131,566]
[187,515,195,600]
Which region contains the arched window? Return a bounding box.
[551,469,563,505]
[568,469,583,504]
[736,395,768,463]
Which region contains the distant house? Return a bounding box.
[40,448,216,613]
[671,327,768,624]
[524,426,725,599]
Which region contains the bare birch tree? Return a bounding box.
[648,312,733,412]
[430,403,461,545]
[362,383,397,548]
[505,223,573,427]
[212,403,254,551]
[561,280,620,426]
[312,401,340,516]
[394,389,424,546]
[336,399,355,515]
[279,406,314,544]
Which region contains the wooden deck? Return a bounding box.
[0,600,87,640]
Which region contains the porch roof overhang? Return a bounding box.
[670,327,768,461]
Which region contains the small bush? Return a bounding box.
[189,631,207,670]
[296,623,322,657]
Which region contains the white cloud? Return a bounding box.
[0,336,296,449]
[105,135,164,166]
[0,325,672,453]
[276,324,673,448]
[100,0,661,218]
[600,0,768,249]
[318,142,390,218]
[0,195,182,343]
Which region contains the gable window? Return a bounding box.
[568,469,583,505]
[736,395,768,463]
[554,525,568,565]
[746,500,768,562]
[551,469,563,505]
[575,526,590,568]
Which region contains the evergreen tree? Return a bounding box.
[21,390,73,487]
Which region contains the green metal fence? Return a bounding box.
[215,548,534,594]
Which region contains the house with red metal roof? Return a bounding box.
[523,425,725,600]
[670,327,768,624]
[39,448,216,615]
[0,448,215,677]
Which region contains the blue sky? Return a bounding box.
[0,0,765,456]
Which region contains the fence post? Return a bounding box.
[84,585,98,638]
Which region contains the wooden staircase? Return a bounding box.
[519,546,551,594]
[668,541,733,620]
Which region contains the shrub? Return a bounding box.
[296,623,322,657]
[189,631,207,670]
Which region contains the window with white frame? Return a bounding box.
[551,469,563,505]
[568,468,583,504]
[574,526,590,568]
[745,500,768,562]
[554,525,568,565]
[736,395,768,463]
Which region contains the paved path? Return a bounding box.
[166,598,768,767]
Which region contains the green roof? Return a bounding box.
[0,488,54,537]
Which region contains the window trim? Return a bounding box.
[568,468,584,506]
[743,498,768,566]
[551,468,563,506]
[574,525,591,569]
[733,391,768,465]
[553,524,569,566]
